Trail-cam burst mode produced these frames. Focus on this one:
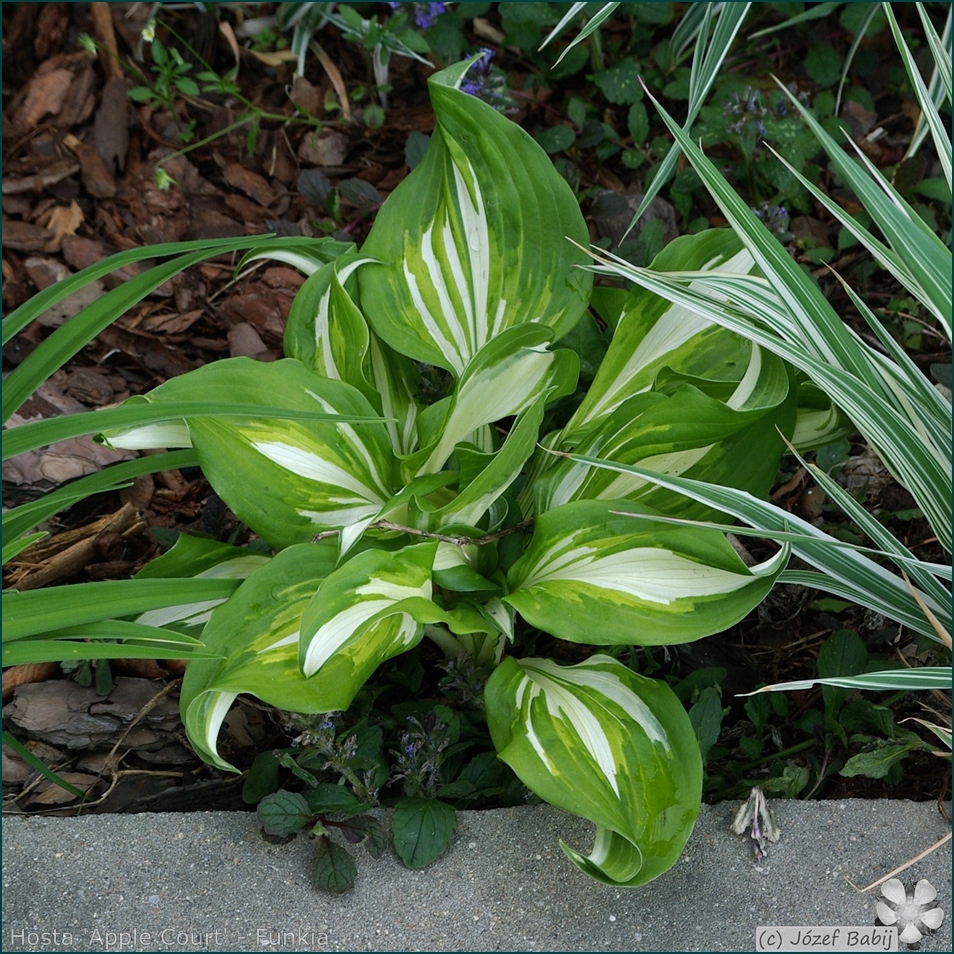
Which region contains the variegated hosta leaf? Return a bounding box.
[505,499,789,645]
[135,533,270,634]
[403,324,579,480]
[414,392,548,531]
[284,253,375,385]
[534,353,794,516]
[485,655,702,887]
[239,237,357,277]
[299,541,439,679]
[284,254,422,455]
[180,543,339,772]
[432,541,498,594]
[368,335,422,457]
[565,230,755,441]
[791,380,851,451]
[357,58,592,375]
[109,358,398,551]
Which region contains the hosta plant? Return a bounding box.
[8,56,814,886]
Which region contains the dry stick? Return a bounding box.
[90,3,124,82]
[74,768,184,812]
[848,830,953,893]
[902,570,953,652]
[14,504,143,591]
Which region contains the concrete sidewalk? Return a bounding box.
[2,801,951,952]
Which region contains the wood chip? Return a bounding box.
[2,664,61,704]
[140,308,205,335]
[223,163,276,207]
[0,217,54,251]
[298,128,349,166]
[64,134,117,198]
[290,76,322,117]
[93,77,130,173]
[32,772,102,805]
[1,157,80,195]
[23,255,70,290]
[34,279,105,328]
[228,321,270,359]
[12,67,73,131]
[3,677,182,751]
[41,200,84,252]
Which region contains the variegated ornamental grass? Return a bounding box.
[4,25,940,887]
[569,3,952,708]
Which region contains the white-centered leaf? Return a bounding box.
[485,654,702,886]
[505,499,788,645]
[358,58,592,375]
[106,357,399,550]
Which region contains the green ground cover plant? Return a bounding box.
[2,1,949,893]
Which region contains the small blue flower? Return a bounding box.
[414,3,446,29]
[459,49,509,111]
[389,2,446,29]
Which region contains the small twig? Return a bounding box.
[207,260,266,303]
[75,768,185,812]
[90,2,124,81]
[901,570,952,651]
[313,518,533,548]
[310,42,352,122]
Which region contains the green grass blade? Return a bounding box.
[778,568,949,635]
[769,82,951,336]
[747,2,840,38]
[885,3,952,192]
[2,620,220,666]
[605,509,952,588]
[3,640,219,665]
[917,3,952,102]
[3,403,385,461]
[2,532,47,565]
[3,247,258,424]
[1,450,199,543]
[539,3,620,63]
[582,251,952,552]
[1,731,86,799]
[793,463,952,609]
[645,91,906,386]
[2,578,240,640]
[834,5,881,117]
[1,236,265,346]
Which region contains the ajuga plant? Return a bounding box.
[6,56,820,886]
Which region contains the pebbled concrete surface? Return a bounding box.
[2,800,951,952]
